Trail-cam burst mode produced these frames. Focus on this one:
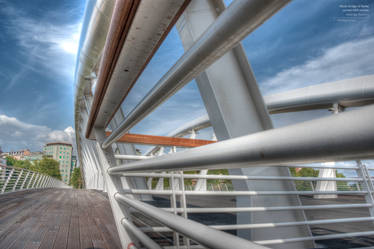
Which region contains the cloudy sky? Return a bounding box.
[0,0,84,151]
[0,0,373,152]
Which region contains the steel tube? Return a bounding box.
[161,203,373,213]
[142,217,374,232]
[109,105,374,173]
[121,172,362,181]
[115,155,153,160]
[115,193,267,249]
[124,189,366,196]
[266,74,374,113]
[121,219,163,249]
[102,0,290,149]
[255,231,374,245]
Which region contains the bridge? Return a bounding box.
[2,0,374,249]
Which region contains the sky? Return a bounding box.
[0,0,373,152]
[0,0,85,151]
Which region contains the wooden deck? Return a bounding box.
[0,189,121,249]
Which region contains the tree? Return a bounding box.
[290,167,350,191]
[34,157,62,180]
[70,167,83,189]
[6,157,32,169]
[6,156,16,166]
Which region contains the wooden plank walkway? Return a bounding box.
[0,189,122,249]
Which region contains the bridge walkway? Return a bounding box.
[0,189,121,249]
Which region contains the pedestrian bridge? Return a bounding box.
[2,0,374,248]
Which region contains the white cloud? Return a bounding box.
[0,114,75,152]
[261,36,374,94]
[0,4,81,90]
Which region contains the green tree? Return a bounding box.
[6,157,32,169]
[15,160,32,169]
[6,156,16,166]
[290,167,351,191]
[290,168,319,190]
[34,157,62,180]
[70,167,83,189]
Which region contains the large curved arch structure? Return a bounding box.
[74,0,374,248]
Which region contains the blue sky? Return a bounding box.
[0,0,373,152]
[0,0,85,151]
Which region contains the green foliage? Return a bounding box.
[6,156,16,166]
[70,168,83,189]
[7,156,61,180]
[34,157,62,180]
[290,167,353,191]
[6,156,32,169]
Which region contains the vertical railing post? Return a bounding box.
[38,175,45,188]
[37,175,45,188]
[356,161,374,217]
[32,174,40,189]
[94,128,138,249]
[179,171,190,248]
[20,171,30,190]
[1,168,14,193]
[170,172,180,248]
[43,176,49,188]
[37,174,44,188]
[27,172,36,189]
[45,177,51,188]
[12,169,23,191]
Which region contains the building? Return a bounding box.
[70,155,77,175]
[23,152,44,162]
[43,142,73,184]
[5,149,31,160]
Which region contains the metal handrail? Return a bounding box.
[121,172,363,182]
[265,74,374,114]
[101,0,290,149]
[73,0,374,248]
[121,219,163,249]
[0,164,69,193]
[108,104,374,174]
[115,193,267,249]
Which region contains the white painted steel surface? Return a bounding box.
[74,0,374,248]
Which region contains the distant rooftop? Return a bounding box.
[45,142,72,147]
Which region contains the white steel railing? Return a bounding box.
[0,164,69,194]
[74,0,374,248]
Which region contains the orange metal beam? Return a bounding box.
[105,132,215,147]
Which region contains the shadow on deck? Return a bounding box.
[0,189,121,249]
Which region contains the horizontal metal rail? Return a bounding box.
[254,231,374,245]
[121,219,163,249]
[160,203,373,213]
[282,164,359,170]
[115,193,267,249]
[102,0,290,149]
[115,155,153,160]
[121,172,362,182]
[265,74,374,113]
[123,189,367,196]
[108,105,374,173]
[141,217,374,232]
